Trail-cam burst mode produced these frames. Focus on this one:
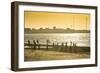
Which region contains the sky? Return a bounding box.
[24,11,90,30]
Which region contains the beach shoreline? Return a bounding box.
[24,48,90,61]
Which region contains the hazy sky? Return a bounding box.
[24,11,90,30]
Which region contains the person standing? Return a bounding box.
[33,40,36,50]
[28,40,31,48]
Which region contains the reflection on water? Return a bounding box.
[24,33,90,47]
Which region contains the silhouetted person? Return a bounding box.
[61,42,64,52]
[70,41,73,47]
[57,42,59,47]
[65,42,68,47]
[69,41,73,53]
[52,42,55,51]
[65,42,68,52]
[46,40,50,50]
[53,42,55,48]
[73,42,77,47]
[36,40,40,50]
[73,42,77,53]
[56,42,59,51]
[28,40,31,48]
[33,40,36,50]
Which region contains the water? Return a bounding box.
[24,33,90,47]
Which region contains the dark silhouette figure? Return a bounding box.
[70,41,73,46]
[53,42,55,47]
[73,42,77,47]
[56,42,59,51]
[28,40,31,48]
[36,40,40,50]
[65,42,68,52]
[73,42,77,53]
[65,42,68,47]
[33,40,36,50]
[70,41,73,53]
[61,42,64,52]
[57,42,59,47]
[46,40,50,50]
[52,42,55,51]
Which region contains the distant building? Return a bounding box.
[39,27,43,30]
[25,28,31,33]
[53,26,56,30]
[32,28,36,30]
[24,26,90,33]
[66,28,71,30]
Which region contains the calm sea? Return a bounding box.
[24,33,90,47]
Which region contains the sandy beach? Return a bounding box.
[24,48,90,61]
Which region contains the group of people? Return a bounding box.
[53,41,77,47]
[26,40,77,49]
[25,40,78,53]
[27,40,40,49]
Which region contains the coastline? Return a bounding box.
[24,48,90,61]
